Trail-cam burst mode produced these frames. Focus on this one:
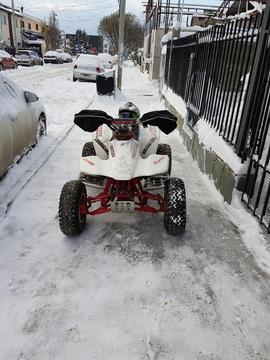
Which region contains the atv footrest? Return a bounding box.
[80,173,105,188]
[144,176,167,190]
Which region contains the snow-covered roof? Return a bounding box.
[161,26,210,44]
[44,51,60,57]
[23,39,44,45]
[0,3,22,17]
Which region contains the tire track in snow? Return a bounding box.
[9,68,72,83]
[7,64,72,82]
[0,97,94,222]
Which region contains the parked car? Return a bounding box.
[0,50,18,71]
[58,52,73,63]
[73,54,104,82]
[98,53,113,69]
[43,51,64,64]
[0,73,46,177]
[15,50,44,66]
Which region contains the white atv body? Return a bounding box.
[58,108,186,237]
[80,124,168,181]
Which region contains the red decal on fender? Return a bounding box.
[153,156,165,165]
[83,158,95,166]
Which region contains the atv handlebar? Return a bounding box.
[74,109,178,135]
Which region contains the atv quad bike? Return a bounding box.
[58,105,186,236]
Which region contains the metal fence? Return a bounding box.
[165,14,263,154]
[145,1,219,36]
[165,3,270,232]
[240,2,270,232]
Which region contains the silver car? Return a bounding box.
[15,50,44,66]
[0,73,46,177]
[43,51,64,64]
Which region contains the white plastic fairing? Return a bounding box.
[80,138,169,180]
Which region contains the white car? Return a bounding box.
[43,51,64,64]
[0,73,46,177]
[73,54,104,82]
[98,53,113,69]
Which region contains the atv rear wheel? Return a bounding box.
[59,180,87,236]
[157,143,172,176]
[82,142,96,157]
[164,177,186,235]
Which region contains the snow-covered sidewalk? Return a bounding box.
[0,63,270,360]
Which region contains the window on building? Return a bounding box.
[22,20,24,28]
[28,23,31,30]
[0,14,7,25]
[36,24,39,31]
[16,19,19,28]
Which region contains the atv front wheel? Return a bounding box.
[157,143,172,176]
[59,180,87,236]
[82,142,96,157]
[164,177,186,235]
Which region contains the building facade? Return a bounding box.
[21,14,46,55]
[0,3,22,50]
[22,14,43,33]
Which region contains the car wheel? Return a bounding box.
[59,180,87,236]
[14,63,18,69]
[37,114,46,139]
[0,63,3,71]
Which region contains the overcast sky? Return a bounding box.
[2,0,222,35]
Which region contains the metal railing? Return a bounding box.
[164,2,270,232]
[165,14,262,153]
[144,1,219,36]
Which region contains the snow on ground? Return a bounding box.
[195,119,244,174]
[162,82,270,274]
[0,63,270,359]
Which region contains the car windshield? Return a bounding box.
[17,51,30,56]
[77,55,100,66]
[0,50,10,57]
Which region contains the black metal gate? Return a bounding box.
[164,2,270,231]
[240,1,270,232]
[165,13,263,152]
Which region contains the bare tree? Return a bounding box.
[98,12,144,55]
[43,11,61,50]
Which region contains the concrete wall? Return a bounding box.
[149,28,163,80]
[0,10,9,46]
[164,98,237,204]
[0,11,22,48]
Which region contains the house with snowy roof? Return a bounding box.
[0,2,22,49]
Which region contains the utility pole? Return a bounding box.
[117,0,126,90]
[11,0,17,51]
